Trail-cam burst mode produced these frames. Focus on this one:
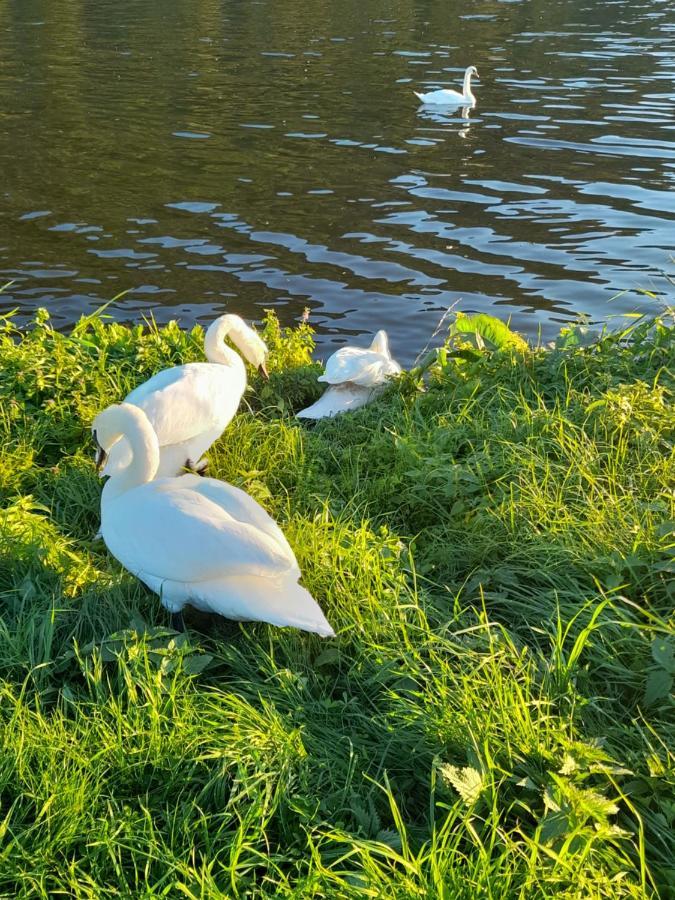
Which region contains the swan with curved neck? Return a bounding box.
[101,313,268,480]
[414,65,479,106]
[297,329,401,420]
[93,403,334,637]
[204,314,267,373]
[94,403,160,500]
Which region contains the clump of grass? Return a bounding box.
[0,306,673,898]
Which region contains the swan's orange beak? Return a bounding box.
[258,362,269,381]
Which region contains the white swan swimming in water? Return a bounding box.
[102,314,268,480]
[414,66,479,106]
[93,403,334,637]
[297,330,401,420]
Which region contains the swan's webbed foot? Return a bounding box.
[170,611,186,633]
[185,458,209,477]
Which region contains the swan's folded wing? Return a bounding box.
[183,475,298,569]
[318,348,388,387]
[126,363,241,446]
[297,384,374,419]
[321,348,402,388]
[420,89,465,105]
[102,483,292,584]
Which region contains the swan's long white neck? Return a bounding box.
[203,316,247,376]
[463,68,475,101]
[101,405,160,502]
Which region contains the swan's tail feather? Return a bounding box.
[370,330,390,356]
[190,573,335,637]
[413,91,425,102]
[297,384,374,420]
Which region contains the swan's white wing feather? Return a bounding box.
[381,356,402,378]
[318,347,369,385]
[297,384,375,419]
[416,89,465,105]
[126,363,243,445]
[183,475,298,569]
[102,478,292,584]
[319,347,395,388]
[170,572,334,636]
[103,363,244,477]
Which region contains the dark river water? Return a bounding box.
[1,0,674,363]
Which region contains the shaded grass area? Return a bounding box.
[0,308,673,898]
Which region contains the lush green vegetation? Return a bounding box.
[0,306,673,898]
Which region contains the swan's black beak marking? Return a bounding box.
[93,430,108,473]
[258,362,270,382]
[95,447,108,473]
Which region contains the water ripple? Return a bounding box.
[1,0,674,359]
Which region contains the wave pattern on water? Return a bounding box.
[0,0,674,361]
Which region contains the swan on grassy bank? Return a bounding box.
[93,403,334,637]
[101,314,268,480]
[297,330,401,420]
[414,65,479,106]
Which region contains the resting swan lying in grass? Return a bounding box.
[93,403,334,637]
[102,314,268,479]
[297,330,401,420]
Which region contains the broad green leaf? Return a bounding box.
[552,776,619,823]
[543,786,561,813]
[315,647,340,667]
[100,641,124,663]
[644,669,673,705]
[651,637,675,674]
[655,520,675,538]
[515,775,538,791]
[439,764,484,805]
[448,347,482,361]
[349,795,381,836]
[556,327,583,350]
[159,655,178,675]
[540,809,571,844]
[559,754,578,775]
[376,829,403,851]
[129,614,148,633]
[576,786,619,820]
[555,324,601,350]
[449,313,528,352]
[182,653,214,675]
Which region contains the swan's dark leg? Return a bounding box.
[185,458,208,476]
[170,611,185,633]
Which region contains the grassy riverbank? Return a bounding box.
[0,308,673,898]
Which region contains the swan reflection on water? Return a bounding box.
[459,105,472,139]
[415,102,476,139]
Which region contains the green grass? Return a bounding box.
[0,306,673,898]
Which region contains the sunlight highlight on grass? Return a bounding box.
[0,307,673,897]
